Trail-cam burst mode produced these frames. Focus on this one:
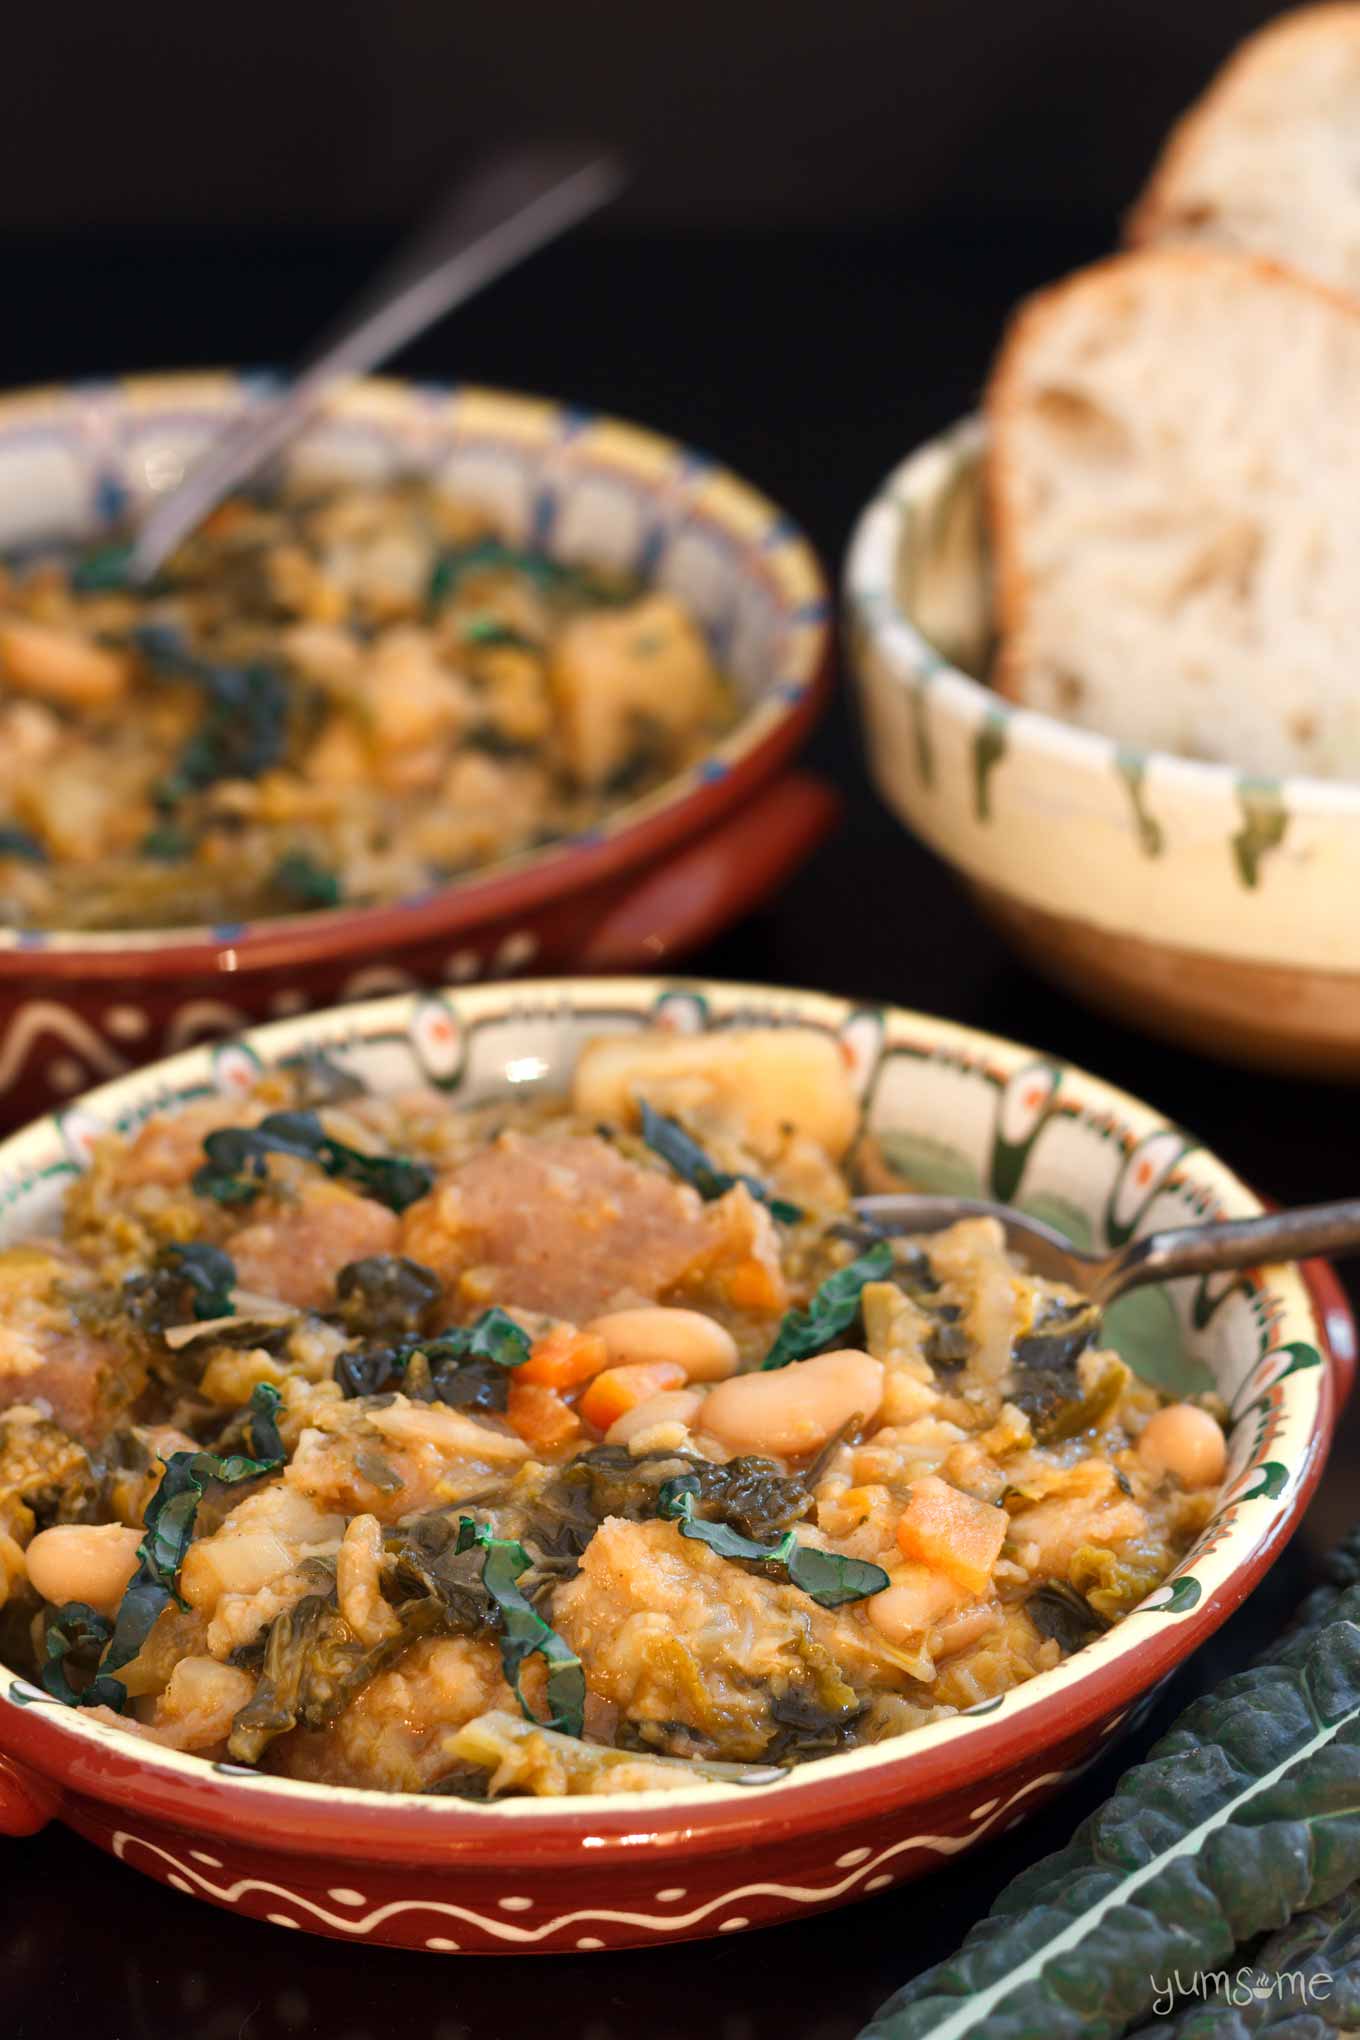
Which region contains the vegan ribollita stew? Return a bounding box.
[0,477,736,933]
[0,1024,1225,1796]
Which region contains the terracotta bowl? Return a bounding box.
[0,977,1352,1954]
[845,418,1360,1077]
[0,376,834,1123]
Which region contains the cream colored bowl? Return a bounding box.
[845,418,1360,1076]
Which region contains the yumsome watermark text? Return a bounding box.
[1150,1968,1333,2017]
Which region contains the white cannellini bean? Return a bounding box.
[700,1348,884,1458]
[24,1523,143,1615]
[865,1567,964,1646]
[605,1389,705,1446]
[1137,1404,1226,1488]
[585,1306,739,1383]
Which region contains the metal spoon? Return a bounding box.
[127,145,625,584]
[851,1194,1360,1309]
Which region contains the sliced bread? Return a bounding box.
[1128,4,1360,299]
[986,244,1360,779]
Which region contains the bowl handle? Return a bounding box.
[0,1753,58,1835]
[577,771,839,971]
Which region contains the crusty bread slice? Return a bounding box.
[1129,4,1360,299]
[986,244,1360,778]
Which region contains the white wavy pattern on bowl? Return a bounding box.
[0,978,1323,1860]
[101,1695,1166,1948]
[107,1758,1077,1949]
[844,416,1360,974]
[0,374,827,956]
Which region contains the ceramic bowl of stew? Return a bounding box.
[0,376,833,1123]
[845,417,1360,1077]
[0,976,1350,1954]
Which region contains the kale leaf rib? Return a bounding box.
[860,1610,1360,2040]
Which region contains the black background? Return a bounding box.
[0,0,1310,233]
[6,6,1360,2034]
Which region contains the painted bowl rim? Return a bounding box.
[844,414,1360,822]
[0,373,830,966]
[0,976,1344,1859]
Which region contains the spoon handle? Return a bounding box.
[1101,1200,1360,1305]
[127,147,624,583]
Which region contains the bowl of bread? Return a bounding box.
[846,2,1360,1077]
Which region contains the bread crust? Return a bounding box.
[983,243,1360,709]
[1127,3,1360,251]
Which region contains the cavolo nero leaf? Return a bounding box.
[639,1101,803,1225]
[334,1308,531,1406]
[1025,1581,1109,1656]
[783,1541,891,1610]
[193,1108,432,1213]
[454,1517,585,1737]
[335,1254,442,1337]
[137,1449,283,1594]
[652,1451,815,1541]
[70,539,133,591]
[659,1480,888,1609]
[227,1590,444,1764]
[462,1307,534,1370]
[0,824,47,863]
[243,1381,286,1463]
[167,1241,237,1319]
[42,1445,283,1712]
[40,1602,117,1708]
[280,1047,367,1108]
[429,537,550,602]
[1123,1884,1360,2037]
[123,1241,237,1331]
[857,1603,1360,2040]
[762,1241,895,1370]
[140,819,193,862]
[1264,1521,1360,1660]
[134,626,290,805]
[427,537,633,608]
[270,849,342,911]
[459,614,538,650]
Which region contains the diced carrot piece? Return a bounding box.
[506,1380,582,1454]
[518,1324,610,1391]
[724,1257,786,1313]
[200,500,255,541]
[578,1360,687,1433]
[896,1474,1007,1595]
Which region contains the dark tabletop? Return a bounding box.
[5,219,1360,2040]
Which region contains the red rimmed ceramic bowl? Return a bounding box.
[0,978,1351,1953]
[0,377,834,1122]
